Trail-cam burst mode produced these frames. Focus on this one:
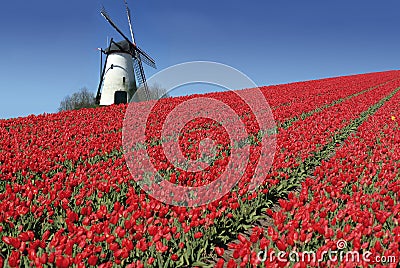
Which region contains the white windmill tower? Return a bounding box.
[96,0,156,105]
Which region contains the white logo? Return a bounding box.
[336,239,347,250]
[122,61,276,207]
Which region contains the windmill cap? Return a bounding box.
[105,40,134,56]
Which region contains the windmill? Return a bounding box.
[96,0,156,105]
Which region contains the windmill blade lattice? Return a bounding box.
[133,56,151,100]
[136,47,157,69]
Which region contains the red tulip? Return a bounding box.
[8,251,20,267]
[194,232,203,239]
[215,247,225,256]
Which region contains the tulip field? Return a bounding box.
[1,70,400,267]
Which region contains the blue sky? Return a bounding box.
[0,0,399,119]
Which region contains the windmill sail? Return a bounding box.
[124,0,136,44]
[135,46,157,68]
[101,6,156,67]
[95,39,113,104]
[101,7,132,46]
[133,59,144,87]
[134,54,151,100]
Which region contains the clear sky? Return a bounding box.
[0,0,399,119]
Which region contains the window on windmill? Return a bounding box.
[123,77,126,85]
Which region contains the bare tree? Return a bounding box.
[58,87,96,112]
[149,83,170,100]
[132,83,170,102]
